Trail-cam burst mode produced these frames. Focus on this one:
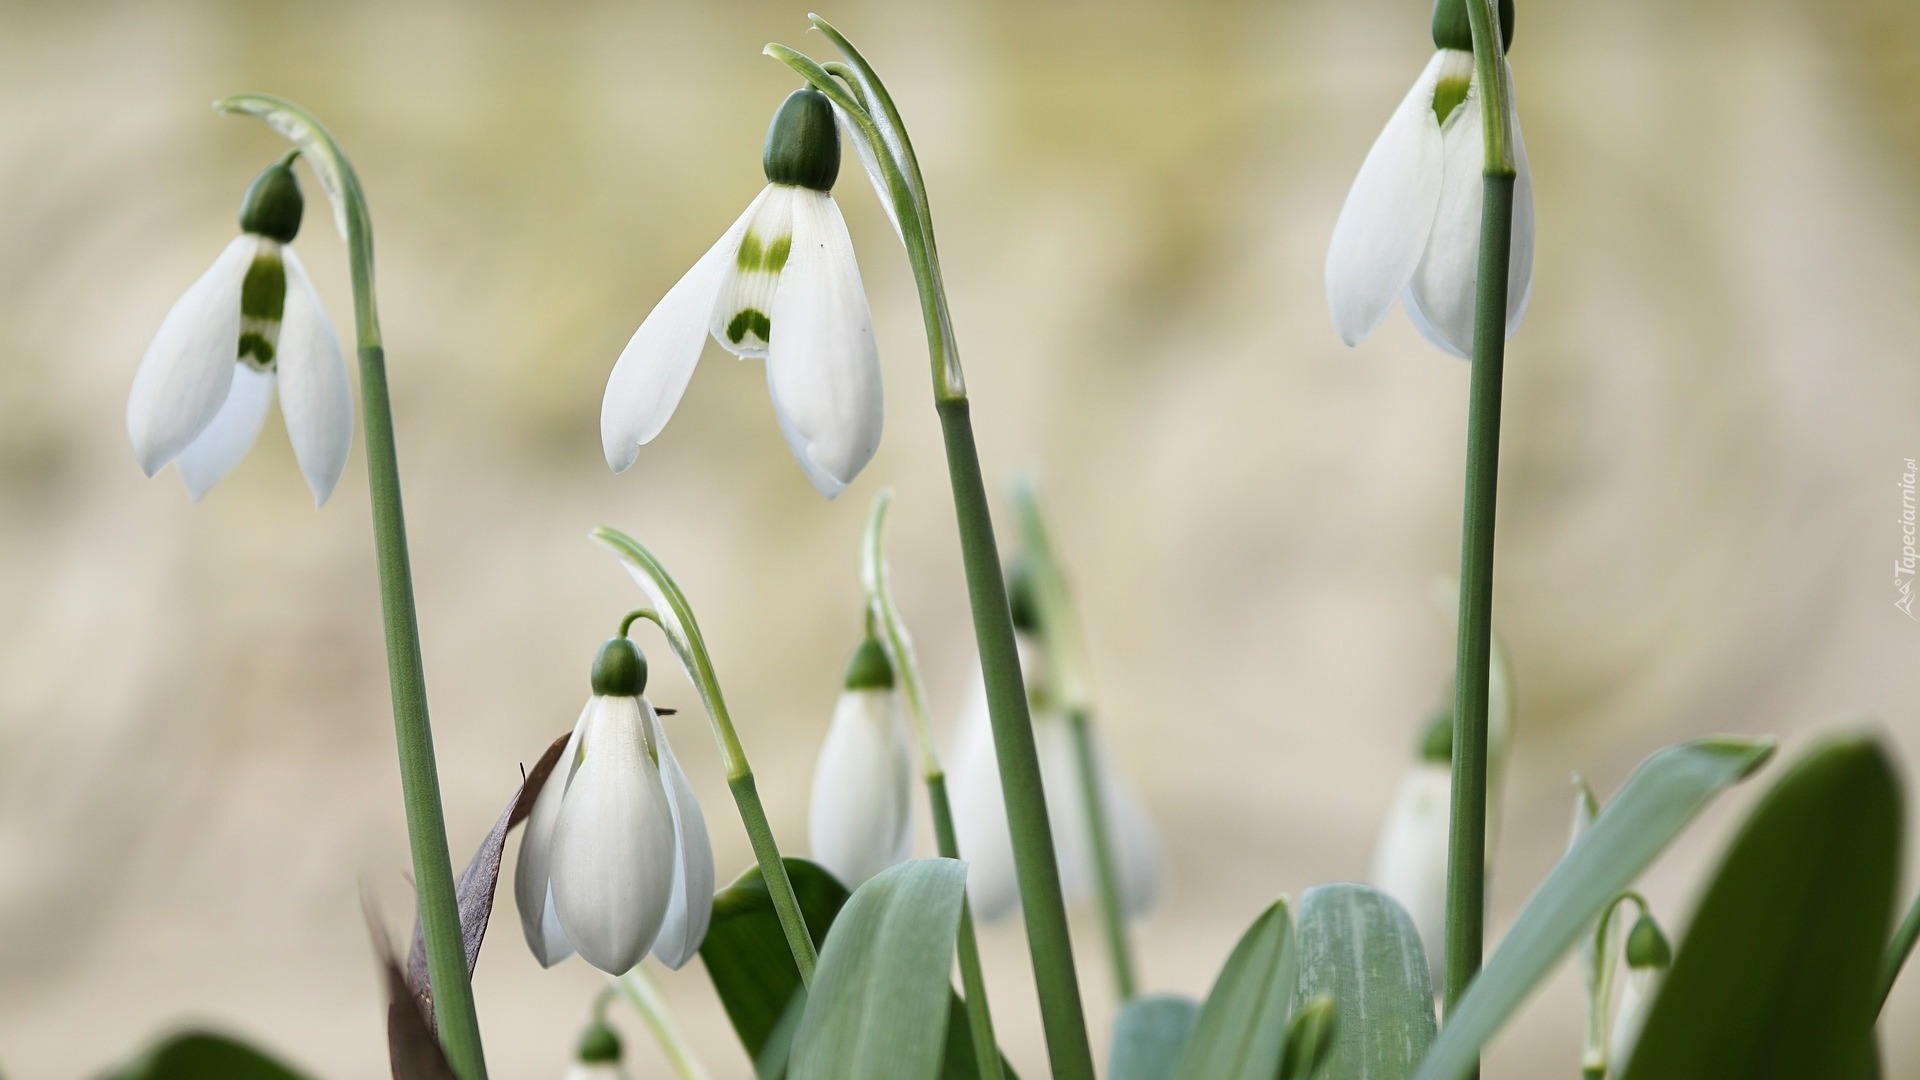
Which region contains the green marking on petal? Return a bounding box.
[1433,74,1471,126]
[238,332,276,367]
[736,231,793,274]
[237,249,286,371]
[726,308,772,346]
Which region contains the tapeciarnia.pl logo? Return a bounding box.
[1899,458,1917,619]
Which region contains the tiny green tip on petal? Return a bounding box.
[843,634,895,691]
[592,636,648,697]
[1625,912,1672,971]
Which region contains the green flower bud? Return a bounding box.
[1431,0,1515,54]
[238,158,304,244]
[591,636,648,697]
[576,1019,622,1064]
[843,634,895,691]
[763,88,842,192]
[1625,912,1672,970]
[1419,706,1454,764]
[1006,558,1041,634]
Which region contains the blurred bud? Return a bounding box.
[810,634,914,887]
[1625,912,1673,971]
[567,1017,629,1080]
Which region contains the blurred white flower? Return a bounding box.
[602,87,880,498]
[516,638,714,975]
[127,157,352,504]
[809,636,914,888]
[1325,46,1534,356]
[949,637,1164,921]
[1371,722,1453,988]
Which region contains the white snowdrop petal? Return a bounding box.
[515,704,588,968]
[809,688,915,889]
[600,199,757,473]
[947,681,1020,920]
[1325,53,1449,347]
[550,696,677,975]
[1093,741,1166,917]
[1371,762,1453,987]
[1611,967,1658,1065]
[174,365,275,500]
[128,235,257,474]
[647,703,714,970]
[710,185,794,360]
[276,249,354,506]
[1506,87,1536,335]
[1405,78,1487,359]
[765,190,882,499]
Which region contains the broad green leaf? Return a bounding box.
[788,858,969,1080]
[1110,994,1200,1080]
[101,1030,312,1080]
[1295,883,1436,1080]
[699,858,849,1064]
[1618,732,1901,1080]
[1176,899,1296,1080]
[1413,736,1775,1080]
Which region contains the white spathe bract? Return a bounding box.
[1326,49,1534,356]
[515,695,713,975]
[1371,760,1452,987]
[809,686,914,888]
[1610,964,1659,1065]
[601,183,882,498]
[948,646,1165,921]
[128,235,353,504]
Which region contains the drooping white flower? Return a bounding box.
[1371,715,1454,988]
[602,87,881,498]
[516,636,714,975]
[1325,6,1533,357]
[809,635,914,888]
[127,157,353,504]
[949,636,1164,921]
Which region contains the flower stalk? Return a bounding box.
[216,94,486,1079]
[768,23,1095,1077]
[614,967,714,1080]
[592,527,818,984]
[1444,0,1519,1032]
[861,491,1004,1080]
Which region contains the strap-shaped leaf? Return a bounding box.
[1176,899,1296,1080]
[1618,732,1901,1080]
[1296,883,1436,1080]
[101,1031,312,1080]
[788,858,969,1080]
[1110,995,1200,1080]
[700,858,850,1064]
[1413,736,1774,1080]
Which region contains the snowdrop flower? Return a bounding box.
[1371,709,1455,987]
[565,1019,630,1080]
[602,87,881,498]
[127,156,353,503]
[809,634,914,888]
[949,633,1164,921]
[1611,912,1672,1067]
[516,636,714,975]
[1325,0,1533,356]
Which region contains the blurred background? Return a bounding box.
[3,0,1919,1074]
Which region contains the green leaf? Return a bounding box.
[1281,996,1337,1080]
[1110,994,1200,1080]
[1176,899,1296,1080]
[788,858,970,1080]
[1618,732,1902,1080]
[1413,736,1775,1080]
[700,858,850,1064]
[101,1031,312,1080]
[1295,883,1436,1080]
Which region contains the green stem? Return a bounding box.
[615,967,714,1080]
[1066,707,1136,1000]
[591,527,818,984]
[216,94,485,1079]
[1877,887,1920,1011]
[862,492,1004,1080]
[940,400,1097,1080]
[1444,0,1518,1033]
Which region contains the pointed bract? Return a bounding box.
[647,703,714,969]
[276,249,354,505]
[175,365,275,499]
[809,687,915,888]
[128,235,256,474]
[1326,52,1448,346]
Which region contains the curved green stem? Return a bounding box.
[1444,0,1519,1059]
[591,526,818,985]
[771,23,1094,1076]
[861,491,1005,1080]
[216,94,485,1080]
[615,967,714,1080]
